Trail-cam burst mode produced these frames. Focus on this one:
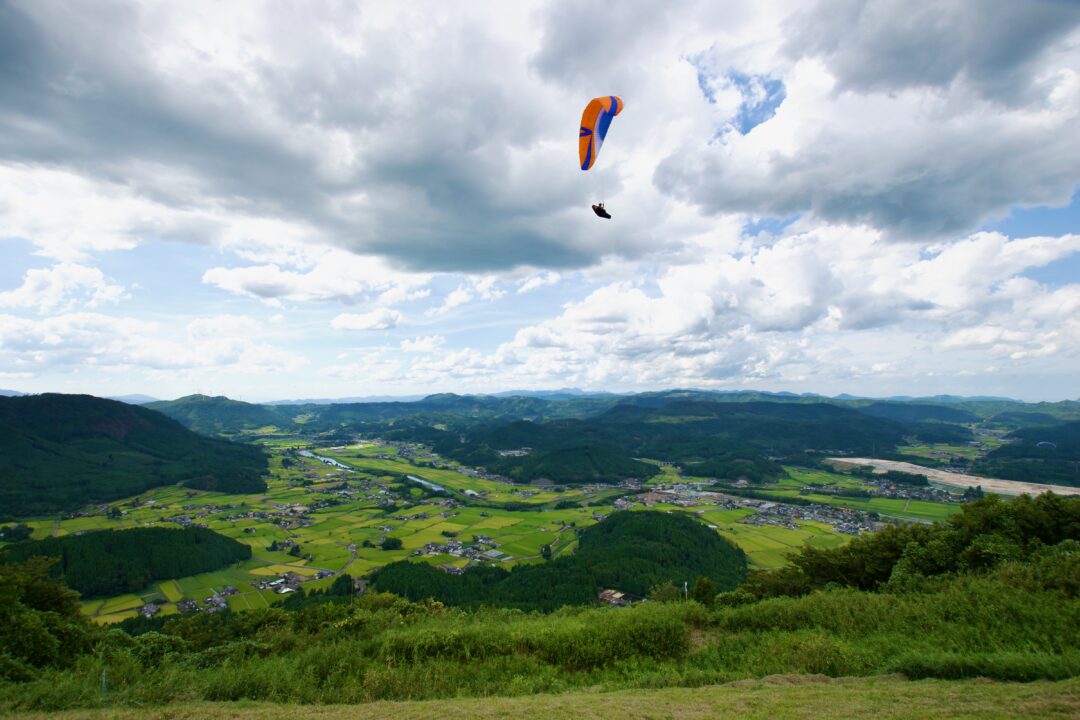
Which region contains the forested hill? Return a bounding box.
[145,394,285,436]
[3,527,252,597]
[0,394,268,517]
[371,510,747,610]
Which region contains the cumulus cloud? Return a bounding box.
[0,1,642,272]
[0,312,304,375]
[0,263,126,312]
[3,1,1079,399]
[202,248,431,307]
[428,276,506,315]
[331,308,402,331]
[400,335,445,353]
[784,0,1080,103]
[655,55,1080,239]
[471,228,1080,390]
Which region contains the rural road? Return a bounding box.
[828,458,1080,497]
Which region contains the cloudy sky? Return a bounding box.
[2,0,1079,402]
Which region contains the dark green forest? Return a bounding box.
[2,527,251,597]
[370,511,747,610]
[0,394,268,517]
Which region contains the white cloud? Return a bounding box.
[428,275,506,315]
[2,2,1079,400]
[203,248,432,307]
[0,312,305,375]
[331,308,402,331]
[517,271,561,294]
[0,262,126,312]
[400,335,445,353]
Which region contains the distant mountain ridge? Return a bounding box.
[137,389,1080,440]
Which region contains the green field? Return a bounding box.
[6,440,961,621]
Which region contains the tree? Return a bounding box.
[381,537,403,551]
[0,556,93,673]
[541,544,552,561]
[0,524,32,542]
[692,575,716,606]
[648,580,683,603]
[328,573,354,596]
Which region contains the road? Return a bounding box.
[828,457,1080,497]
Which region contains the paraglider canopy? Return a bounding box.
[579,95,624,171]
[1036,441,1057,449]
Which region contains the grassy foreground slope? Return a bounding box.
[8,677,1079,720]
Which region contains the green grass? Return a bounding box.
[5,677,1078,720]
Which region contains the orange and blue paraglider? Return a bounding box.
[579,95,624,171]
[579,95,624,219]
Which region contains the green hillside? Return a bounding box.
[0,394,268,517]
[145,395,288,436]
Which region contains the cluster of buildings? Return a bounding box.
[255,573,311,594]
[619,486,879,536]
[736,500,876,535]
[856,479,962,502]
[415,534,514,566]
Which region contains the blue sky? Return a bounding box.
[1,0,1079,402]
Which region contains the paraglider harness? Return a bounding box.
[592,202,611,219]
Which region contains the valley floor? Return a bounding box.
[9,676,1078,720]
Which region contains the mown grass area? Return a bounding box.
[7,676,1079,720]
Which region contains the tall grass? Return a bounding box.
[1,573,1076,712]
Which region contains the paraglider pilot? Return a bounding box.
[592,202,611,219]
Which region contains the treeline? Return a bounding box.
[739,493,1079,600]
[2,527,251,597]
[370,511,747,610]
[0,394,268,516]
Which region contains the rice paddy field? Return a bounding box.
[8,440,961,623]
